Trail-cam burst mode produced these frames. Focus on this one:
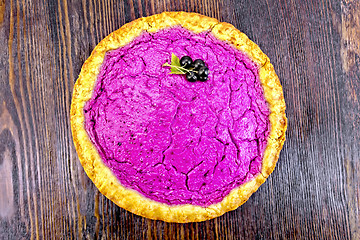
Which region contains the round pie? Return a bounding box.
[70,12,287,223]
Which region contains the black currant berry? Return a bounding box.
[180,56,193,68]
[186,71,198,82]
[192,59,205,70]
[198,66,209,77]
[198,75,208,82]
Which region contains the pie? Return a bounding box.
[70,12,287,223]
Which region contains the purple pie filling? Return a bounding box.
[84,27,270,207]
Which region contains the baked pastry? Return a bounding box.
[70,12,287,223]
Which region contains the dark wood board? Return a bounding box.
[0,0,359,239]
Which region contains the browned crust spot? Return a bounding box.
[70,11,287,223]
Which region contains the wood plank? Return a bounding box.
[0,0,358,239]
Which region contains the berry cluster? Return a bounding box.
[180,56,209,82]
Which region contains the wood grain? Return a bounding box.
[0,0,359,239]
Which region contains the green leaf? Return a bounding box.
[170,65,187,74]
[171,53,181,67]
[163,53,190,75]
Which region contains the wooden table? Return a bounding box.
[0,0,359,239]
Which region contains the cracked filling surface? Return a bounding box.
[84,27,270,207]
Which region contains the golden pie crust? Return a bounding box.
[70,12,287,223]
